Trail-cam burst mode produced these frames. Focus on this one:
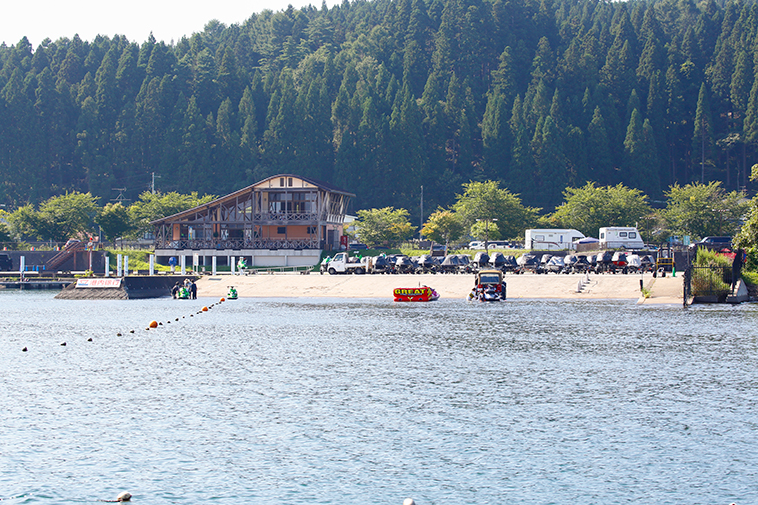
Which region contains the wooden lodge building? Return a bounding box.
[151,174,354,267]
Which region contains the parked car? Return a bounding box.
[488,241,511,249]
[348,243,368,250]
[690,236,732,250]
[469,241,485,250]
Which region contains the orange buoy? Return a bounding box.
[202,306,208,312]
[220,297,226,302]
[149,320,158,328]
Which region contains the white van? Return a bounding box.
[599,227,644,249]
[525,229,585,251]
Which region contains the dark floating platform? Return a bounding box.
[0,280,71,290]
[54,275,198,300]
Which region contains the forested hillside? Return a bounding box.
[1,0,756,222]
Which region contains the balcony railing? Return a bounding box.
[155,238,323,250]
[254,212,319,222]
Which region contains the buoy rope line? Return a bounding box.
[20,299,228,352]
[0,494,131,502]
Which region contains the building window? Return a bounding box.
[280,177,285,187]
[277,227,286,235]
[288,177,293,187]
[307,226,316,234]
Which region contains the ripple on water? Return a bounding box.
[0,292,757,504]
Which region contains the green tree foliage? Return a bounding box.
[664,181,747,239]
[127,191,216,237]
[469,220,501,242]
[692,82,715,178]
[7,192,99,243]
[6,205,40,242]
[421,208,464,246]
[0,0,757,216]
[451,180,539,240]
[734,163,758,249]
[0,209,14,247]
[0,220,13,247]
[548,183,652,238]
[353,207,414,247]
[95,202,135,245]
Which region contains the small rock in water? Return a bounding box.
[60,342,66,346]
[22,347,27,352]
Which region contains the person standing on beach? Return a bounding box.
[190,280,197,299]
[169,256,177,273]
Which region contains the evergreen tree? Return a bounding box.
[507,95,534,202]
[587,106,613,185]
[534,115,568,210]
[481,91,511,182]
[0,0,754,215]
[692,82,715,182]
[730,49,752,114]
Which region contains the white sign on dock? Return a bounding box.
[76,278,122,288]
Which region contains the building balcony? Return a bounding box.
[254,212,319,223]
[156,238,323,251]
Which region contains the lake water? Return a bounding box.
[1,291,757,505]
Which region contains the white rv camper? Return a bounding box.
[525,229,585,251]
[598,227,644,249]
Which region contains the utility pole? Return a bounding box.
[701,116,705,183]
[152,172,161,194]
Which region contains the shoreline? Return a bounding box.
[196,272,684,305]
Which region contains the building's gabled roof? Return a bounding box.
[149,174,355,225]
[256,174,355,197]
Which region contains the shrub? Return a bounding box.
[691,248,732,297]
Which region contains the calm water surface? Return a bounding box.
[1,291,757,505]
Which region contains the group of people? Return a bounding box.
[171,278,197,299]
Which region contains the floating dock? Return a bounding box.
[0,280,71,290]
[54,276,198,300]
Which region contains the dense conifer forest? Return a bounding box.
[1,0,757,222]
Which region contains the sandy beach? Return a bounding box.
[197,271,684,304]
